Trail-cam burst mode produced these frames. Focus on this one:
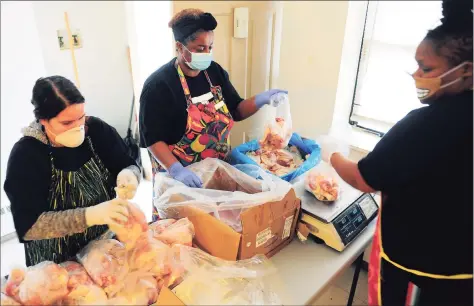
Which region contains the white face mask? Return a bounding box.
[49,125,85,148]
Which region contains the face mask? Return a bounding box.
[181,45,213,71]
[413,61,470,101]
[48,125,85,148]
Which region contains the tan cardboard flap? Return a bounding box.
[154,287,185,306]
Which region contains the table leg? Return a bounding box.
[347,252,364,306]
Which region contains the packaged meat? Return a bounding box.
[108,274,158,306]
[305,162,340,202]
[1,293,21,305]
[15,261,69,305]
[247,147,304,177]
[154,158,291,232]
[168,245,282,305]
[128,232,171,277]
[60,261,93,289]
[153,217,195,247]
[259,93,292,151]
[2,269,24,302]
[77,239,129,297]
[148,219,177,235]
[60,284,108,306]
[108,202,148,250]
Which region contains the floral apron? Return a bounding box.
[24,137,114,266]
[149,62,234,221]
[368,195,473,305]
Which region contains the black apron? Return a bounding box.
[24,137,115,266]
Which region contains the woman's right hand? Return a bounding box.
[85,198,129,227]
[169,162,203,188]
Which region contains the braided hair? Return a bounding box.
[424,0,473,66]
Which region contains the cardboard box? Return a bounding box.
[170,188,301,261]
[154,287,184,306]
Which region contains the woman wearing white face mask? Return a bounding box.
[320,1,473,304]
[4,76,141,266]
[139,9,287,217]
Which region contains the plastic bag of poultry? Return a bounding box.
[168,245,282,305]
[60,261,94,289]
[59,284,108,306]
[305,161,341,202]
[152,217,195,247]
[77,239,129,297]
[108,202,148,250]
[259,93,292,150]
[230,133,321,182]
[3,261,69,305]
[154,158,291,232]
[107,273,159,305]
[128,231,172,277]
[1,293,21,305]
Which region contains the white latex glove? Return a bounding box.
[317,135,350,165]
[85,198,130,227]
[115,168,139,200]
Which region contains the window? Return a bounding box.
[349,1,443,136]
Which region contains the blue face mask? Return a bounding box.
[182,45,213,71]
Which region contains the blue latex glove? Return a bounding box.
[291,134,312,155]
[255,89,289,109]
[169,162,203,188]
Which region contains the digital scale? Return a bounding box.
[292,174,379,252]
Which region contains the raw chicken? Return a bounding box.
[260,117,292,150]
[148,219,177,235]
[305,173,339,202]
[77,239,129,297]
[128,232,172,277]
[1,293,21,305]
[108,275,159,306]
[247,147,304,176]
[153,217,195,246]
[60,284,108,306]
[16,261,69,305]
[60,261,93,289]
[109,202,148,250]
[2,269,24,303]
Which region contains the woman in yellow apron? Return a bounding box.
[320,1,473,304]
[139,9,287,221]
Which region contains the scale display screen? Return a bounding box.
[333,194,377,246]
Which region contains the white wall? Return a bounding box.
[278,1,349,139]
[1,1,47,237]
[32,1,133,136]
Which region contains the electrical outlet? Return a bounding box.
[57,29,82,50]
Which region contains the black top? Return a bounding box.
[4,116,137,241]
[358,91,473,275]
[139,58,244,148]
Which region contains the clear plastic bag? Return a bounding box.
[60,284,108,306]
[154,159,291,233]
[14,261,69,305]
[108,202,148,250]
[107,273,159,306]
[168,245,282,305]
[304,161,341,202]
[77,239,129,297]
[260,93,292,150]
[128,231,172,277]
[1,293,21,305]
[152,217,195,247]
[2,268,24,303]
[60,261,94,289]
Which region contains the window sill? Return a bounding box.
[348,127,381,154]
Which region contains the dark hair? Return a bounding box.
[31,76,85,120]
[424,0,473,66]
[168,9,217,44]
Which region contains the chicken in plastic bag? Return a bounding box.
[154,158,291,232]
[60,261,93,289]
[259,93,292,150]
[59,284,108,306]
[305,161,340,202]
[128,231,172,277]
[153,217,195,247]
[107,274,159,306]
[77,239,129,297]
[1,293,21,305]
[108,202,148,250]
[148,218,177,234]
[6,261,70,305]
[168,245,282,305]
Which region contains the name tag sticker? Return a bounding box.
[214,101,225,110]
[191,92,213,105]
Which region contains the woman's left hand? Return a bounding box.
[255,89,288,109]
[115,168,139,200]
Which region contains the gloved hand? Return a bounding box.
[115,168,139,200]
[169,162,203,188]
[255,89,289,109]
[85,198,130,227]
[318,135,350,165]
[291,134,312,155]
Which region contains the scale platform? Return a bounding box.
[292,174,379,252]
